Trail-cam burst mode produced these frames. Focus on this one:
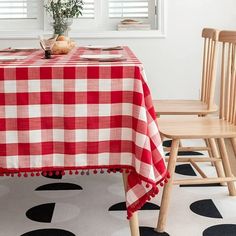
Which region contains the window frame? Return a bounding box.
[0,0,166,39]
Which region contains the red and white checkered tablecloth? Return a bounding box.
[0,46,168,218]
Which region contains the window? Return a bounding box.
[0,0,43,30]
[0,0,165,37]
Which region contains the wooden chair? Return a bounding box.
[153,28,219,116]
[155,30,236,233]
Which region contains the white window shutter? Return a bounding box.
[81,0,95,18]
[0,0,38,19]
[109,0,149,18]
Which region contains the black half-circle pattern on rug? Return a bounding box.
[180,183,222,188]
[140,227,170,236]
[162,140,172,147]
[203,224,236,236]
[42,171,62,179]
[35,183,83,191]
[190,199,222,219]
[26,203,55,223]
[109,202,160,211]
[175,164,197,176]
[20,229,76,236]
[165,151,204,156]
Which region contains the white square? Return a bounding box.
[7,156,18,168]
[29,105,41,118]
[123,78,134,91]
[120,153,133,165]
[99,128,110,141]
[121,128,132,141]
[99,104,111,116]
[52,79,64,92]
[6,131,18,143]
[53,129,64,142]
[4,81,16,93]
[138,106,147,122]
[28,80,40,92]
[75,154,87,166]
[53,154,64,166]
[135,132,147,148]
[52,104,64,117]
[122,103,133,116]
[97,153,110,165]
[75,79,87,92]
[99,79,111,91]
[29,130,42,143]
[75,129,87,142]
[5,106,17,118]
[30,155,42,168]
[75,104,87,117]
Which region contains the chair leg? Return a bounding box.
[208,138,225,178]
[231,138,236,157]
[217,138,236,196]
[156,139,180,233]
[122,172,140,236]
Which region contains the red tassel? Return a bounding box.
[6,173,10,176]
[42,171,47,176]
[11,173,14,177]
[48,172,53,176]
[112,169,116,173]
[146,183,150,188]
[75,170,79,175]
[119,169,123,173]
[100,169,104,174]
[31,172,35,177]
[107,169,111,173]
[36,172,40,176]
[93,170,98,174]
[69,170,73,175]
[86,170,90,175]
[167,172,170,179]
[18,173,22,177]
[164,178,168,183]
[61,171,65,176]
[160,182,164,187]
[125,169,130,174]
[81,170,85,176]
[55,171,60,176]
[24,173,28,177]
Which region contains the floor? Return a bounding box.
[0,140,236,236]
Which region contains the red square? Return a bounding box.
[0,68,4,79]
[17,118,29,130]
[111,66,123,78]
[110,140,122,152]
[41,117,53,129]
[87,92,99,104]
[111,91,123,103]
[40,67,52,79]
[87,67,99,79]
[16,68,28,80]
[87,142,98,154]
[64,92,76,104]
[18,143,30,155]
[64,142,76,154]
[0,119,6,131]
[0,144,6,156]
[87,117,99,129]
[41,92,53,104]
[64,117,75,129]
[17,93,29,105]
[64,67,76,79]
[42,142,53,155]
[0,93,5,105]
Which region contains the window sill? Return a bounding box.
[0,30,166,40]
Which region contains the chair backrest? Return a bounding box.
[218,31,236,125]
[201,28,219,110]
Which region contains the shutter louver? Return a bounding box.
[81,0,94,18]
[0,0,38,19]
[109,0,149,18]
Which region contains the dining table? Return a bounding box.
[0,46,168,234]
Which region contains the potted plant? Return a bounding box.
[44,0,84,36]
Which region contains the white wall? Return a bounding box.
[1,0,236,99]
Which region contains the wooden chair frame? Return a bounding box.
[156,30,236,233]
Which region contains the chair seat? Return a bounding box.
[153,100,218,115]
[158,116,236,139]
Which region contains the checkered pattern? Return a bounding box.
[0,47,167,217]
